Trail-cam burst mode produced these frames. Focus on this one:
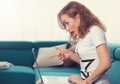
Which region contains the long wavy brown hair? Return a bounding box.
[57,1,106,46]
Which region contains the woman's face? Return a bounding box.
[61,14,80,37]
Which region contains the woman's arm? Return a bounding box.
[86,44,111,84]
[49,46,80,64]
[68,50,80,64]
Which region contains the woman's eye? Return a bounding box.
[62,22,69,28]
[65,22,69,25]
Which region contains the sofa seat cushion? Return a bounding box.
[40,67,79,73]
[0,65,35,84]
[34,66,81,81]
[109,61,120,84]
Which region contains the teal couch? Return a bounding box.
[0,41,120,84]
[0,41,35,84]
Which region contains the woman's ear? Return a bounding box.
[76,14,80,19]
[75,14,80,23]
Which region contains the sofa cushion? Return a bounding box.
[107,43,120,62]
[109,61,120,84]
[33,44,66,67]
[0,50,34,67]
[34,66,81,81]
[39,67,80,73]
[0,41,34,49]
[0,42,34,67]
[34,41,68,49]
[0,65,35,84]
[114,48,120,60]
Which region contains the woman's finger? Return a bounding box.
[60,57,65,61]
[48,53,59,59]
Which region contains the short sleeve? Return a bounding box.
[90,26,106,47]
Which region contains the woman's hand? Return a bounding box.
[68,75,87,84]
[49,46,71,61]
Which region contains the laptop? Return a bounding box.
[41,75,73,84]
[32,48,76,84]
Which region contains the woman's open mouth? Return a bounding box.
[70,31,77,38]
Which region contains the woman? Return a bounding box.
[37,1,111,84]
[51,1,111,84]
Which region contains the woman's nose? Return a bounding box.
[65,25,70,31]
[66,27,69,31]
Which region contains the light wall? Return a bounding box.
[0,0,120,43]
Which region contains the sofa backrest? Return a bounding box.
[0,41,34,67]
[107,43,120,84]
[34,41,68,56]
[107,42,120,62]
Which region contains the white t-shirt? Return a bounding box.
[75,26,106,78]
